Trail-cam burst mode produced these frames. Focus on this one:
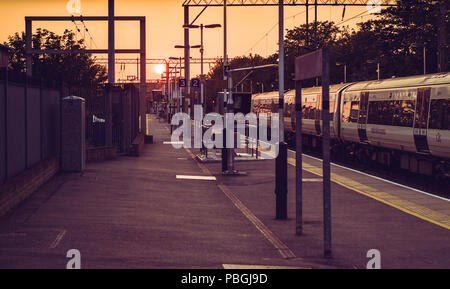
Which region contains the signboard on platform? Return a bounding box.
[295,49,323,81]
[191,78,200,88]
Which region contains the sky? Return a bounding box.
[0,0,377,79]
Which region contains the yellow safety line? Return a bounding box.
[287,158,450,231]
[217,183,296,259]
[184,148,296,259]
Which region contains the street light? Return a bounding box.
[411,42,427,75]
[183,24,222,111]
[366,59,380,80]
[336,62,347,83]
[169,56,184,113]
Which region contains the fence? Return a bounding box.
[83,83,140,154]
[111,84,140,154]
[1,73,142,184]
[0,78,61,184]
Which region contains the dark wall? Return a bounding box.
[0,81,5,183]
[7,84,26,178]
[0,80,60,184]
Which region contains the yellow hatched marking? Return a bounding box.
[288,158,450,230]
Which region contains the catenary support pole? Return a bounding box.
[321,48,332,259]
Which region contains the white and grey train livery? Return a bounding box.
[251,72,450,177]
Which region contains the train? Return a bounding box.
[251,72,450,178]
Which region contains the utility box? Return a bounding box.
[61,96,86,172]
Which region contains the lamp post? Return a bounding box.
[169,56,183,113]
[336,62,347,83]
[367,59,380,80]
[183,24,221,113]
[411,42,427,75]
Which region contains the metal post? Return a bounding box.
[437,0,447,72]
[3,66,8,180]
[423,45,426,75]
[105,84,113,146]
[314,0,318,47]
[344,65,347,83]
[108,0,115,84]
[24,73,28,169]
[306,0,309,46]
[223,0,230,173]
[275,0,287,220]
[184,6,190,94]
[200,24,204,110]
[166,61,170,102]
[295,79,303,235]
[322,48,332,259]
[227,74,234,172]
[278,0,284,144]
[140,18,146,134]
[178,57,182,113]
[105,0,115,145]
[376,62,380,80]
[26,19,32,77]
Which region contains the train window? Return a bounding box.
[392,100,415,127]
[342,101,359,123]
[368,101,395,126]
[429,99,450,130]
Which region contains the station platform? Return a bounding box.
[0,115,449,269]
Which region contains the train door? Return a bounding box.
[315,93,322,135]
[413,87,431,153]
[357,92,369,142]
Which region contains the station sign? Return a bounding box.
[179,78,186,87]
[191,78,200,88]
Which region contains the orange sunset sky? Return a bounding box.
[0,0,376,79]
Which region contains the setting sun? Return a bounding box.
[154,64,165,75]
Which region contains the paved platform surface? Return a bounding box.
[0,115,449,269]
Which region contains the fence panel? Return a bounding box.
[0,81,5,183]
[27,85,41,168]
[7,83,26,178]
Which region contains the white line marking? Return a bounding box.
[176,175,216,181]
[177,157,188,160]
[288,149,450,202]
[303,178,323,182]
[163,141,183,145]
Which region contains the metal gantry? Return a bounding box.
[25,0,147,144]
[182,0,397,7]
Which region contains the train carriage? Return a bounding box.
[251,72,450,177]
[340,73,450,175]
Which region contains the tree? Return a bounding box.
[204,54,278,112]
[337,0,448,80]
[284,21,346,87]
[3,28,107,90]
